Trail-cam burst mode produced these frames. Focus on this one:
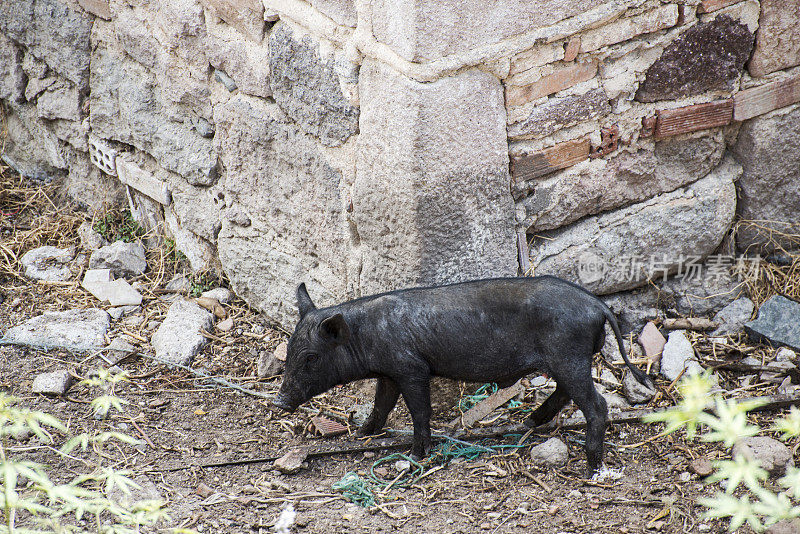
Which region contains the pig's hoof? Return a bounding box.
[356,421,380,436]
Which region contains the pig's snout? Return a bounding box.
[271,392,296,413]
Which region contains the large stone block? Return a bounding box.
[636,15,754,102]
[732,105,800,252]
[268,23,359,147]
[0,0,92,90]
[517,132,726,231]
[354,60,517,296]
[528,157,740,295]
[0,33,25,103]
[109,0,212,118]
[203,14,271,98]
[1,102,68,181]
[508,86,610,140]
[89,44,217,186]
[214,94,351,328]
[749,0,800,77]
[309,0,356,27]
[200,0,265,41]
[369,0,604,62]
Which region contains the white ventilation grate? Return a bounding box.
[88,136,119,176]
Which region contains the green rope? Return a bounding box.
[331,472,375,507]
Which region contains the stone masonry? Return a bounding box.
[1,0,799,329]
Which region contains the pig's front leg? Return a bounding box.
[397,376,432,460]
[357,377,400,436]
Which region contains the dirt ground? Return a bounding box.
[1,171,796,534]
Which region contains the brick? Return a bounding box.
[748,0,800,77]
[698,0,742,13]
[509,43,565,77]
[639,322,666,359]
[115,154,172,206]
[563,36,581,62]
[311,415,348,437]
[654,100,733,139]
[580,4,679,53]
[511,137,590,183]
[506,61,597,107]
[199,0,265,41]
[734,75,800,121]
[77,0,110,20]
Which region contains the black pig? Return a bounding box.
[272,276,651,474]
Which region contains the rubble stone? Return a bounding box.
[748,0,800,77]
[32,370,74,396]
[745,296,800,351]
[660,331,703,381]
[733,436,794,476]
[21,246,75,281]
[268,23,359,147]
[89,241,147,278]
[530,437,569,466]
[711,297,754,336]
[2,309,110,352]
[508,88,610,140]
[151,299,214,366]
[636,15,754,102]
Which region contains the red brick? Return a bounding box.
[654,100,733,139]
[734,75,800,121]
[311,416,348,438]
[505,61,597,107]
[639,322,666,358]
[563,36,581,62]
[510,137,591,182]
[697,0,742,13]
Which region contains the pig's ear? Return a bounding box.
[296,283,316,318]
[320,313,350,346]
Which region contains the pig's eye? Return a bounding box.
[306,353,319,363]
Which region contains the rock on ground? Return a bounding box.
[274,447,307,474]
[745,296,800,352]
[623,370,656,404]
[78,221,107,250]
[21,245,74,281]
[201,287,234,304]
[712,297,754,336]
[660,330,703,381]
[733,436,794,477]
[32,369,73,395]
[2,308,110,351]
[151,299,213,366]
[529,437,569,466]
[89,240,147,278]
[257,350,284,378]
[597,385,630,412]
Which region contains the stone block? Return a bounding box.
[214,94,351,328]
[516,131,725,231]
[506,61,598,107]
[509,42,565,77]
[354,60,517,296]
[268,23,359,147]
[508,87,610,140]
[165,207,218,272]
[745,295,800,351]
[309,0,356,27]
[89,44,217,186]
[2,102,69,180]
[151,299,214,366]
[749,0,800,77]
[203,14,271,98]
[635,15,754,102]
[36,82,82,122]
[528,157,739,295]
[369,0,604,62]
[732,105,800,252]
[116,154,172,206]
[579,4,679,53]
[200,0,265,41]
[0,0,93,89]
[1,309,110,352]
[0,33,25,103]
[77,0,111,19]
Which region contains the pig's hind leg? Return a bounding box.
[523,384,570,428]
[357,377,400,436]
[560,375,608,475]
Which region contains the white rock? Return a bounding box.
[78,221,107,251]
[151,299,213,366]
[530,437,569,466]
[733,436,794,476]
[89,241,147,278]
[623,370,656,404]
[201,287,233,304]
[216,316,234,332]
[21,246,75,281]
[660,331,703,382]
[2,308,110,351]
[32,369,73,395]
[106,279,143,306]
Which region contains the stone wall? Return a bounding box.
[1,0,799,330]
